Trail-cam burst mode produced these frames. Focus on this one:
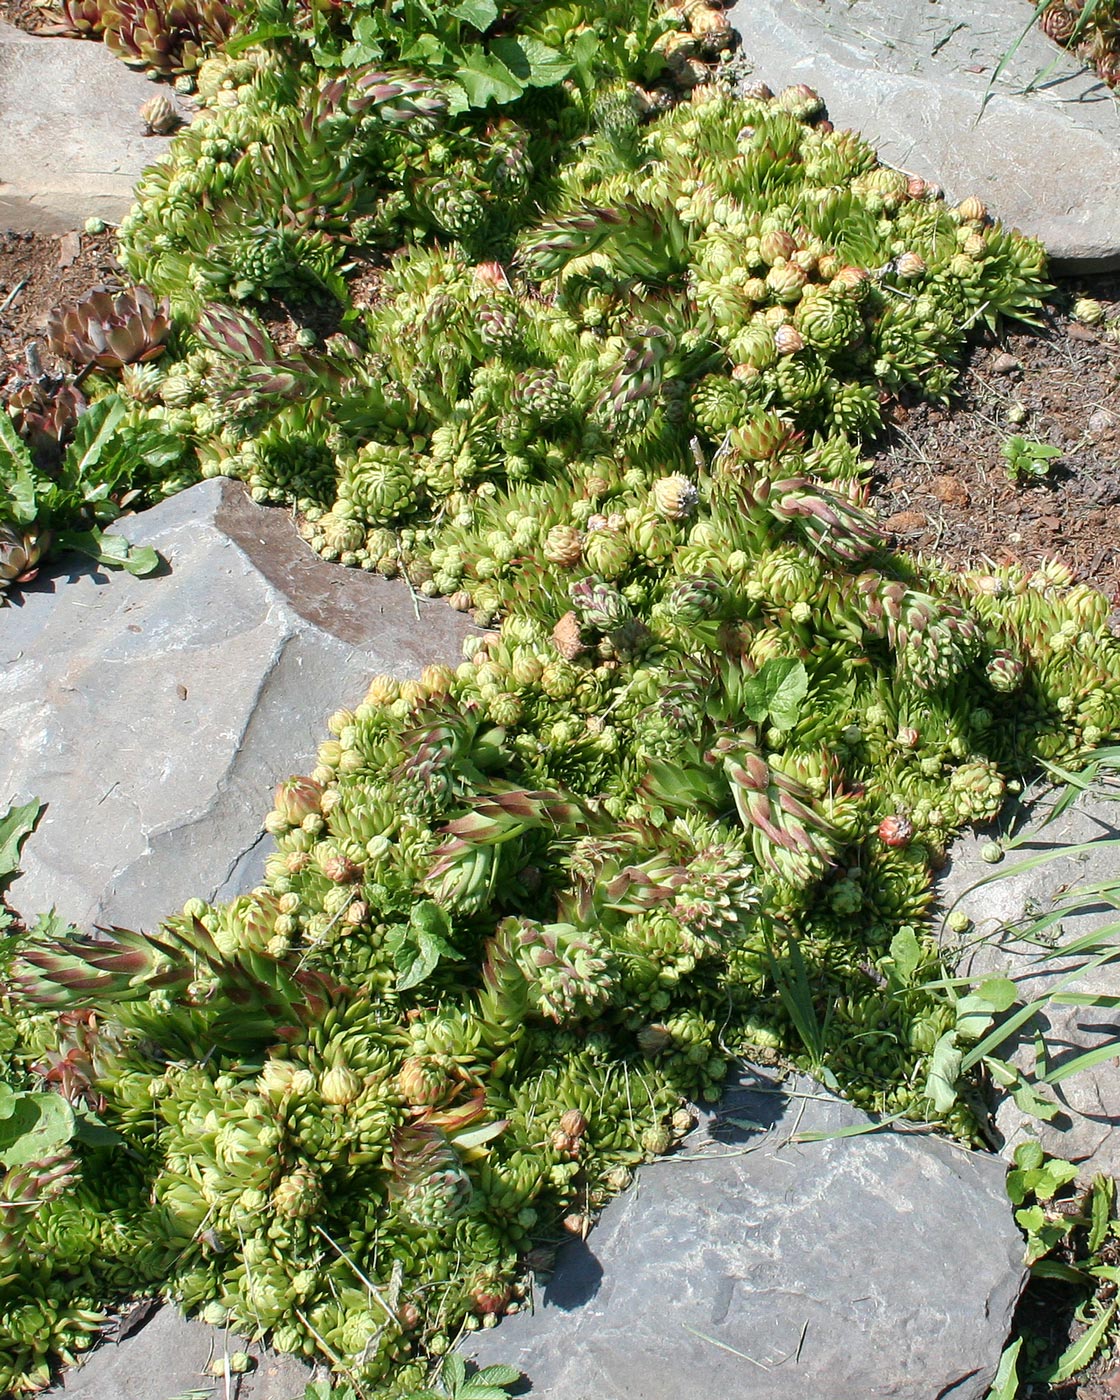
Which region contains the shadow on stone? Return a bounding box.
[542,1238,603,1311]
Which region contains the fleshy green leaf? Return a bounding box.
[924,1031,962,1113]
[0,798,43,883]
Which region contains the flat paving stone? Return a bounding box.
[726,0,1120,272]
[51,1304,310,1400]
[939,783,1120,1174]
[467,1064,1025,1400]
[0,20,188,234]
[0,478,475,934]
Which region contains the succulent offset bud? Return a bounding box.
[272,1166,323,1219]
[272,776,323,826]
[895,251,926,279]
[774,324,805,355]
[543,524,583,567]
[321,1065,363,1106]
[985,649,1025,693]
[956,195,987,224]
[637,1023,672,1055]
[139,92,180,134]
[560,1108,588,1139]
[551,610,588,661]
[877,814,914,848]
[1073,297,1106,327]
[651,474,699,521]
[569,577,630,631]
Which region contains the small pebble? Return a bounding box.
[991,351,1020,374]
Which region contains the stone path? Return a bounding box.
[0,19,187,234]
[727,0,1120,271]
[938,781,1120,1174]
[51,1305,310,1400]
[0,478,474,934]
[467,1064,1025,1400]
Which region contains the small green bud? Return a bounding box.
[980,841,1004,865]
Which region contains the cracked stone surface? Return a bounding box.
[0,19,189,233]
[938,785,1120,1174]
[51,1305,310,1400]
[467,1065,1024,1400]
[726,0,1120,271]
[0,478,474,933]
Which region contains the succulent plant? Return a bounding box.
[47,286,170,370]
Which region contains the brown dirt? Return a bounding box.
[0,0,60,33]
[871,281,1120,604]
[0,228,125,392]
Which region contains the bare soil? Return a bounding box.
[872,283,1120,605]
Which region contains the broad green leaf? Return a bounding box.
[1033,1158,1079,1201]
[985,1336,1021,1400]
[455,46,525,106]
[740,658,808,730]
[954,994,996,1042]
[1012,1140,1046,1171]
[489,35,572,87]
[1089,1175,1114,1254]
[0,798,43,883]
[68,394,128,479]
[441,1355,467,1393]
[1036,1299,1116,1384]
[925,1032,962,1113]
[976,977,1018,1012]
[450,0,498,30]
[0,408,39,526]
[1032,1258,1091,1284]
[0,1089,75,1166]
[1011,1080,1059,1122]
[888,926,921,985]
[59,528,161,577]
[411,900,452,942]
[472,1366,523,1387]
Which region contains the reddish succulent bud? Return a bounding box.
[878,814,914,848]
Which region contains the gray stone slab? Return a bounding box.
[53,1303,310,1400]
[726,0,1120,272]
[938,785,1120,1173]
[0,20,188,234]
[467,1065,1025,1400]
[0,478,474,933]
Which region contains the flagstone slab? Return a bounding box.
[52,1305,311,1400]
[726,0,1120,271]
[0,478,474,934]
[938,784,1120,1174]
[467,1064,1025,1400]
[0,20,188,234]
